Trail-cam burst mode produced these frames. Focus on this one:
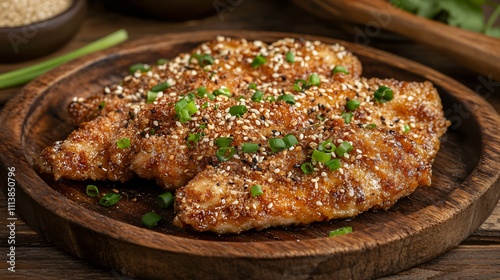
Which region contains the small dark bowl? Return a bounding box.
[0,0,87,63]
[104,0,216,21]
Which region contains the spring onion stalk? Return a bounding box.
[0,29,129,89]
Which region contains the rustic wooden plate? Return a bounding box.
[0,30,499,279]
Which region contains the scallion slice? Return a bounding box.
[98,101,106,110]
[328,226,352,237]
[147,91,158,104]
[215,137,233,148]
[156,58,168,65]
[142,212,162,228]
[190,53,214,67]
[318,140,335,153]
[129,63,150,74]
[266,96,276,102]
[346,99,360,111]
[157,192,174,208]
[286,51,295,63]
[307,73,321,87]
[251,90,264,102]
[196,86,208,98]
[278,94,295,105]
[325,159,341,171]
[99,193,121,207]
[175,96,198,123]
[251,54,267,68]
[365,123,377,129]
[213,88,232,97]
[403,124,411,133]
[187,133,202,147]
[301,162,314,174]
[268,138,286,153]
[312,149,332,163]
[283,134,298,148]
[342,112,353,124]
[229,105,248,117]
[242,143,259,153]
[374,86,394,103]
[116,138,131,149]
[151,82,171,92]
[293,79,307,91]
[250,185,263,197]
[248,83,257,90]
[332,65,349,75]
[216,147,236,162]
[335,141,353,157]
[86,185,99,198]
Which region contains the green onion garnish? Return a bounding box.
[196,86,208,98]
[147,91,158,104]
[129,63,150,74]
[229,105,248,117]
[215,137,233,148]
[98,101,106,110]
[328,226,352,237]
[99,193,122,207]
[301,162,314,174]
[251,90,264,102]
[286,51,295,63]
[248,83,257,90]
[278,94,295,105]
[403,124,411,133]
[0,29,128,89]
[190,53,214,67]
[250,185,263,197]
[86,185,99,198]
[293,79,307,91]
[199,123,207,129]
[325,159,341,171]
[312,149,332,163]
[242,143,259,153]
[307,73,321,87]
[116,138,131,149]
[251,54,267,68]
[318,140,335,153]
[317,114,325,121]
[346,100,360,111]
[142,212,162,228]
[156,58,168,65]
[332,65,349,75]
[283,134,298,148]
[201,102,209,109]
[342,112,353,124]
[213,88,232,97]
[335,141,353,157]
[187,133,202,147]
[175,96,198,123]
[216,147,236,162]
[157,192,174,209]
[151,82,171,92]
[374,86,394,103]
[266,96,276,102]
[268,138,287,153]
[365,123,377,129]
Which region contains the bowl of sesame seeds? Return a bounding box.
[0,0,87,63]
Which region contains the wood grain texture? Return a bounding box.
[295,0,500,81]
[0,30,499,279]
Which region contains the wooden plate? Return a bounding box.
[1,30,499,279]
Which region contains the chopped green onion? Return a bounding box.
[342,112,353,124]
[283,134,298,148]
[374,86,394,103]
[346,100,360,111]
[248,83,257,90]
[116,138,131,149]
[86,185,99,198]
[318,140,335,153]
[199,123,207,129]
[251,54,267,68]
[251,90,264,102]
[286,51,295,63]
[301,162,314,174]
[293,79,307,91]
[214,104,220,110]
[129,63,150,74]
[365,123,377,129]
[151,82,171,92]
[278,94,295,105]
[325,159,341,171]
[98,101,106,110]
[242,143,259,153]
[268,138,287,153]
[0,29,128,89]
[403,124,411,133]
[250,185,263,197]
[157,192,174,208]
[332,65,349,75]
[335,141,353,157]
[150,128,156,135]
[307,73,321,87]
[99,193,122,207]
[156,58,168,65]
[266,96,276,102]
[196,86,208,98]
[328,226,352,237]
[190,53,214,67]
[312,149,332,163]
[216,147,236,162]
[316,114,325,121]
[215,137,233,148]
[229,105,248,117]
[175,96,198,123]
[201,102,209,109]
[147,91,158,104]
[213,88,232,97]
[142,212,162,228]
[187,133,202,147]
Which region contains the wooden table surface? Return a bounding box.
[0,0,499,278]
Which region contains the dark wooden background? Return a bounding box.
[0,0,499,278]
